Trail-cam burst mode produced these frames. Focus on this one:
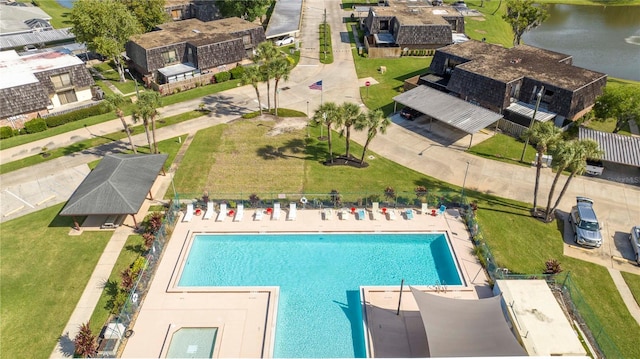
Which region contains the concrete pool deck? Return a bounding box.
[122,206,490,358]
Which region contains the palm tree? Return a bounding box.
[356,109,391,165]
[73,321,98,358]
[104,94,137,154]
[544,139,574,222]
[312,102,340,164]
[522,121,561,215]
[241,65,264,114]
[338,102,366,159]
[548,139,602,218]
[132,91,162,153]
[254,42,280,111]
[271,57,291,116]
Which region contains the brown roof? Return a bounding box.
[131,18,261,49]
[441,40,606,90]
[371,6,453,26]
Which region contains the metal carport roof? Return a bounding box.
[506,101,557,122]
[265,0,303,39]
[579,127,640,167]
[393,85,503,134]
[60,153,168,216]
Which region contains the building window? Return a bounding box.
[171,9,183,20]
[50,73,71,89]
[161,50,178,64]
[243,34,252,46]
[58,89,77,104]
[380,20,389,32]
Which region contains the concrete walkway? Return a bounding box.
[0,0,634,355]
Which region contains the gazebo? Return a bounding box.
[60,153,168,230]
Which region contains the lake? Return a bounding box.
[522,4,640,81]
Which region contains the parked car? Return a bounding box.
[453,1,468,8]
[568,197,603,248]
[275,36,295,46]
[400,107,421,120]
[630,225,640,265]
[585,159,604,176]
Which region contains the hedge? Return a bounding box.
[229,66,245,80]
[0,126,14,139]
[44,103,110,128]
[214,71,231,83]
[24,118,47,134]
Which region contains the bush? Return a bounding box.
[44,103,110,128]
[229,66,245,80]
[24,118,47,134]
[214,71,231,83]
[0,126,14,139]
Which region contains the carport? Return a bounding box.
[60,153,168,230]
[393,85,503,148]
[579,127,640,168]
[265,0,302,39]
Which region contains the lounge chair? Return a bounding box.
[287,202,297,221]
[272,202,281,220]
[254,209,264,221]
[388,209,397,220]
[357,208,366,220]
[234,204,244,222]
[340,208,349,220]
[421,203,428,215]
[405,209,414,220]
[203,201,214,220]
[183,203,194,222]
[436,204,446,216]
[324,208,333,220]
[216,203,227,222]
[371,202,380,220]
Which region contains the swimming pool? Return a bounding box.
[178,232,462,358]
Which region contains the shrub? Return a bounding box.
[0,126,14,139]
[44,103,110,127]
[229,66,245,80]
[23,118,47,133]
[544,259,563,274]
[214,71,231,83]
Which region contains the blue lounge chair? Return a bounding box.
[436,204,446,216]
[357,208,366,220]
[405,209,414,220]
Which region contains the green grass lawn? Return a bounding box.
[0,204,112,359]
[621,271,640,307]
[319,24,334,64]
[468,133,537,166]
[0,111,204,175]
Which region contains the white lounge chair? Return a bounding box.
[421,202,428,215]
[371,202,380,220]
[272,202,281,220]
[182,203,194,222]
[216,203,227,222]
[357,208,366,220]
[324,208,333,220]
[287,202,297,221]
[388,209,397,220]
[203,201,214,220]
[254,209,264,221]
[340,208,349,220]
[234,204,244,222]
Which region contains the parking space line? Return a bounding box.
[36,195,56,206]
[3,205,24,217]
[3,189,35,208]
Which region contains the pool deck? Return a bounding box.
[122,206,490,358]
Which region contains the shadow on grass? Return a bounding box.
[49,213,84,228]
[125,243,146,255]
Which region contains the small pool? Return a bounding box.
[178,232,462,358]
[165,327,217,358]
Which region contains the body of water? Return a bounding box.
[522,4,640,81]
[178,232,462,358]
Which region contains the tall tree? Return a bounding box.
[218,0,271,22]
[503,0,548,46]
[132,91,162,153]
[70,0,141,82]
[522,121,561,215]
[118,0,168,32]
[254,42,280,111]
[73,322,97,358]
[241,65,264,115]
[548,140,602,218]
[544,139,574,222]
[338,102,366,158]
[593,86,640,133]
[312,102,340,164]
[356,109,391,165]
[104,94,137,153]
[271,57,291,116]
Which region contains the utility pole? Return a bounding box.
[520,86,544,162]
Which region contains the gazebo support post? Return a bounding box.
[148,190,154,200]
[161,167,166,176]
[72,216,80,231]
[130,214,138,229]
[468,133,473,149]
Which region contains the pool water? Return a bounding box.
[178,233,462,358]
